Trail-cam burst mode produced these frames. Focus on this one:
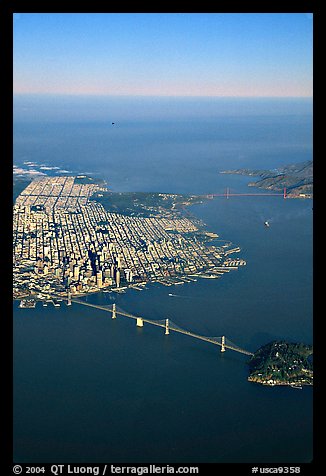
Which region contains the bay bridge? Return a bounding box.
[67,297,254,357]
[206,187,287,200]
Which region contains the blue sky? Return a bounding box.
[13,13,313,97]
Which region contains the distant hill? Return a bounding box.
[221,160,313,198]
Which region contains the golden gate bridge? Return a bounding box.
[206,187,287,199]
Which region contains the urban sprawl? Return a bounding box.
[13,176,246,306]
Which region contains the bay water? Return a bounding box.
[13,96,313,463]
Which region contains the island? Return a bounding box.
[248,341,313,387]
[220,160,313,198]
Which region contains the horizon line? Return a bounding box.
[13,92,313,99]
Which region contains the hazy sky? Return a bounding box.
[13,13,313,97]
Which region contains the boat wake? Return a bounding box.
[168,293,194,298]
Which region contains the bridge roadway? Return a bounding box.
[70,297,254,356]
[207,187,287,200]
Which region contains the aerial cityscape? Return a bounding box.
[13,175,246,305]
[11,11,313,470]
[13,169,313,389]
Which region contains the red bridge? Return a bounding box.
[206,187,287,199]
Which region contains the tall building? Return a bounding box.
[73,265,80,280]
[125,269,133,282]
[96,271,103,288]
[115,269,120,288]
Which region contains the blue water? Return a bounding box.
[13,96,313,463]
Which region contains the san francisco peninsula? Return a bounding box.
[13,174,246,303]
[13,173,312,388]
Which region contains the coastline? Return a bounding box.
[220,160,313,199]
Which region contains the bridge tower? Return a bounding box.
[283,187,287,199]
[112,303,117,319]
[165,318,170,335]
[226,187,230,199]
[136,317,144,327]
[221,335,226,352]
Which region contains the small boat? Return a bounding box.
[290,383,303,389]
[264,221,270,227]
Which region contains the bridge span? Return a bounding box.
[69,297,254,357]
[206,187,287,200]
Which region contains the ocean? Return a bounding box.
[13,95,313,463]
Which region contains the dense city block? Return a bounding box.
[13,176,246,304]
